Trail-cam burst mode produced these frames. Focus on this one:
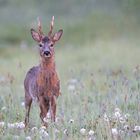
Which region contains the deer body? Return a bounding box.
[24,16,63,127]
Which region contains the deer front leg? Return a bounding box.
[39,96,49,127]
[50,95,57,122]
[24,94,32,127]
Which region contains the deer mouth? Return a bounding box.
[44,54,51,58]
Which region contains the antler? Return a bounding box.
[37,17,44,36]
[48,16,54,37]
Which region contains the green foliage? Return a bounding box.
[0,40,140,139]
[0,0,140,46]
[0,0,140,139]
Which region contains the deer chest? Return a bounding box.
[37,71,60,97]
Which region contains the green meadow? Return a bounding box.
[0,0,140,139]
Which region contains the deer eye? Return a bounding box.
[39,43,43,47]
[50,43,54,47]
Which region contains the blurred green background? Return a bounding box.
[0,1,140,139]
[0,0,140,46]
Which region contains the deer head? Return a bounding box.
[31,16,63,59]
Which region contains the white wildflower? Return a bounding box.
[103,113,109,122]
[55,128,60,134]
[39,128,45,134]
[43,117,50,123]
[134,126,140,131]
[69,78,78,84]
[0,121,5,127]
[68,85,75,92]
[14,123,19,128]
[25,136,32,140]
[119,117,126,124]
[69,119,74,124]
[21,101,25,107]
[63,129,68,135]
[124,125,129,130]
[124,113,130,119]
[42,131,49,137]
[16,122,25,129]
[55,117,60,123]
[31,127,38,133]
[46,111,51,119]
[111,128,118,135]
[39,129,49,138]
[119,129,124,134]
[88,130,94,136]
[115,108,121,113]
[88,137,95,140]
[114,111,121,118]
[80,128,86,135]
[1,106,7,111]
[7,123,15,129]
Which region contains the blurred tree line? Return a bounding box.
[0,0,140,46]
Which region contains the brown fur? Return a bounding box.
[24,17,63,127]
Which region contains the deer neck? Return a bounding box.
[40,56,55,72]
[37,57,55,86]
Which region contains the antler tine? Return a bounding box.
[37,17,44,35]
[48,16,54,37]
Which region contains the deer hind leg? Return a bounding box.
[50,96,56,122]
[24,94,32,127]
[39,96,49,127]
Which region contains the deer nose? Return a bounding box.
[44,51,51,56]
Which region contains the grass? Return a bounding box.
[0,38,140,139]
[0,1,140,139]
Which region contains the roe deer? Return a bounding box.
[24,16,63,127]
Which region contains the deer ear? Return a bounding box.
[31,28,41,42]
[53,29,63,42]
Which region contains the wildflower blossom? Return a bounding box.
[124,125,129,131]
[119,117,126,124]
[55,128,59,133]
[31,127,38,133]
[1,106,7,111]
[124,113,130,120]
[133,126,140,132]
[25,136,32,140]
[46,111,51,119]
[68,85,75,92]
[69,119,74,124]
[7,123,15,129]
[55,117,60,123]
[88,137,95,140]
[16,122,25,129]
[119,129,124,135]
[111,128,118,135]
[88,130,94,136]
[115,108,121,113]
[43,117,50,123]
[39,129,49,139]
[114,111,121,118]
[80,128,86,135]
[21,102,25,107]
[103,113,109,122]
[63,129,68,135]
[69,78,78,85]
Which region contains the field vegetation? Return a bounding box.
[0,0,140,139]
